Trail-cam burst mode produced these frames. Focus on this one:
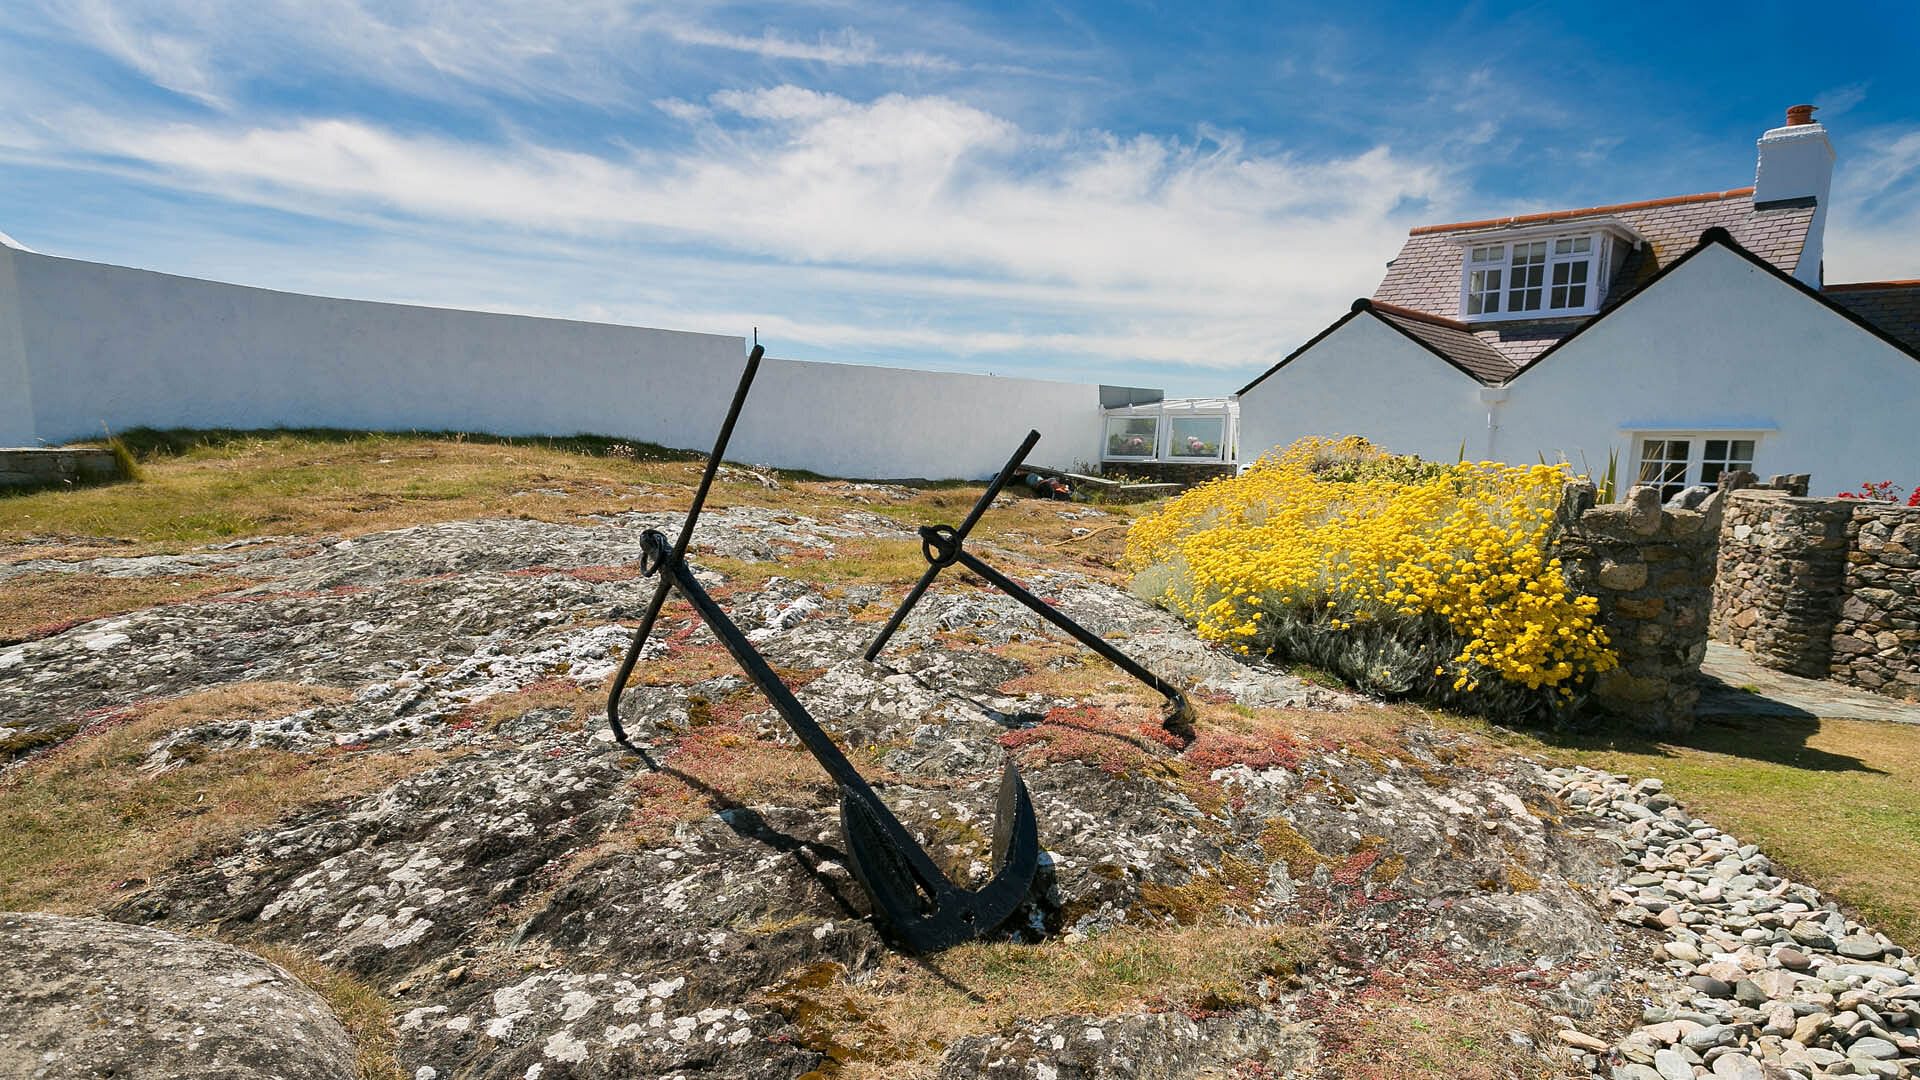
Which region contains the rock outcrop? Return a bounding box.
[2,500,1913,1078]
[0,912,358,1079]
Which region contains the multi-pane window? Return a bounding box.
[1638,438,1692,501]
[1506,241,1547,313]
[1634,434,1762,501]
[1550,236,1591,308]
[1460,231,1616,322]
[1700,439,1756,485]
[1465,245,1504,316]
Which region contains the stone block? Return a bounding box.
[1612,597,1665,619]
[1597,559,1648,591]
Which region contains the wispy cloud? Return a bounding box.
[1826,123,1920,282]
[655,22,962,71]
[5,85,1450,375]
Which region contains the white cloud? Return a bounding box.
[655,22,961,72]
[1825,125,1920,283]
[11,84,1449,373]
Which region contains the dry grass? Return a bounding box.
[0,432,706,552]
[699,538,932,592]
[993,639,1166,701]
[765,921,1319,1079]
[0,429,1145,568]
[0,682,448,913]
[248,943,403,1080]
[1316,980,1558,1079]
[457,677,594,730]
[0,571,245,644]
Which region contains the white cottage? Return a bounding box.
[1235,106,1920,497]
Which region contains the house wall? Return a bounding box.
[1234,315,1487,466]
[1238,243,1920,491]
[1495,243,1920,493]
[0,246,1102,480]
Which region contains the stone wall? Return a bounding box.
[0,448,123,492]
[1833,503,1920,697]
[1555,483,1724,734]
[1103,460,1236,487]
[1709,490,1852,676]
[1710,489,1920,700]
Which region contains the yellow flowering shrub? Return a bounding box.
[1126,436,1616,722]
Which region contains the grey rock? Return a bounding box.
[1789,924,1836,951]
[1690,976,1736,1000]
[1831,964,1911,986]
[1654,1047,1695,1080]
[935,1010,1318,1078]
[1847,1036,1898,1061]
[1710,1052,1764,1079]
[1837,935,1888,961]
[0,912,357,1080]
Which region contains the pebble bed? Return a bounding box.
[1550,766,1920,1079]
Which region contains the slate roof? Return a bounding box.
[1826,282,1920,354]
[1367,303,1515,383]
[1367,188,1818,376]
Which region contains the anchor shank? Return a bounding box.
[607,345,764,752]
[952,547,1192,717]
[650,534,956,898]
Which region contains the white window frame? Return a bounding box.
[1455,223,1638,324]
[1627,431,1763,499]
[1165,415,1229,462]
[1101,398,1239,465]
[1103,415,1159,461]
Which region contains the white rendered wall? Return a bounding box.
[1235,314,1489,466]
[0,246,35,446]
[0,247,1101,480]
[1495,243,1920,494]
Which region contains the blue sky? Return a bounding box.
[2,1,1917,396]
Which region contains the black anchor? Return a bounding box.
[605,344,1041,952]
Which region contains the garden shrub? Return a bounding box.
[1125,436,1616,724]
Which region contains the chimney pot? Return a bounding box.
[1786,104,1816,126]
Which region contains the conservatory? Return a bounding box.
[1100,397,1239,467]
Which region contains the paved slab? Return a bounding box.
[1698,642,1920,725]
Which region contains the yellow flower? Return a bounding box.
[1124,435,1615,700]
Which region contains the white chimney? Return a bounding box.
[1753,104,1834,287]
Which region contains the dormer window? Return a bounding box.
[1456,222,1637,322]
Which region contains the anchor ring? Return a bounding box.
[638,529,672,578]
[919,524,961,568]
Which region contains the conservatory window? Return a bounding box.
[1167,417,1226,460]
[1105,416,1158,459]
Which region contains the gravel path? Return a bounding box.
[1552,765,1920,1079]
